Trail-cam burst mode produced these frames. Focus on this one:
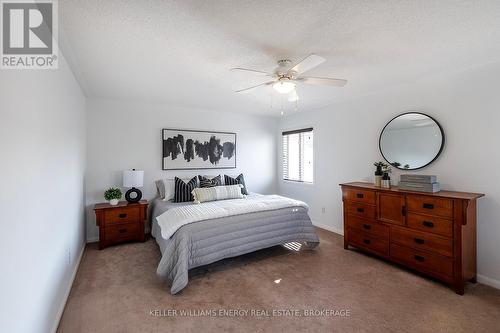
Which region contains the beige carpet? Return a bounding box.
[58,229,500,333]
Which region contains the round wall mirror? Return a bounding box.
[379,112,444,170]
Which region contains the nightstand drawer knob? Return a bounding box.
[119,228,127,233]
[119,213,127,218]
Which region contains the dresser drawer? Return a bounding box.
[348,228,389,256]
[346,202,376,219]
[391,226,453,257]
[390,243,453,278]
[407,213,453,238]
[407,195,453,218]
[105,222,141,242]
[344,188,376,205]
[104,206,140,224]
[347,216,389,240]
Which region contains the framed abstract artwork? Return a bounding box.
[162,129,237,170]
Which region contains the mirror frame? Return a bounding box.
[378,112,445,170]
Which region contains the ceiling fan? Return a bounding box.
[231,54,347,102]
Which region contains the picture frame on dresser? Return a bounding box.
[162,129,236,170]
[340,182,484,295]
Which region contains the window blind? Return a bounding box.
[282,128,313,183]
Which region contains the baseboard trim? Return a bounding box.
[86,236,98,243]
[477,274,500,290]
[312,221,344,236]
[51,243,85,333]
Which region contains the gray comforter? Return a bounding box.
[151,196,319,294]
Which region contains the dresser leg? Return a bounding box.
[470,276,477,283]
[454,282,465,295]
[344,238,349,250]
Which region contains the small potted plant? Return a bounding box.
[104,187,122,206]
[373,161,387,187]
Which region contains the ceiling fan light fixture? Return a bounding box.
[288,89,299,102]
[273,80,296,94]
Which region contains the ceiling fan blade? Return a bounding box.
[234,81,275,93]
[289,54,325,74]
[230,67,274,76]
[297,76,348,87]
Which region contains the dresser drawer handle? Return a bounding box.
[422,203,434,209]
[119,228,127,233]
[356,193,364,198]
[363,239,371,245]
[362,224,371,230]
[422,221,434,228]
[118,213,127,218]
[414,238,425,244]
[414,255,425,262]
[356,208,365,213]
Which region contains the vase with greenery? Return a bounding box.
[104,187,122,206]
[381,165,392,189]
[373,161,387,187]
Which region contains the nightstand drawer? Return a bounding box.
[104,207,140,224]
[106,222,140,241]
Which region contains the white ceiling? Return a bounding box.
[60,0,500,116]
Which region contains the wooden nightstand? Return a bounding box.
[94,200,148,249]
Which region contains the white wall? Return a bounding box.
[0,56,86,332]
[278,61,500,288]
[86,99,278,241]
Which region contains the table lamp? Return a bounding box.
[123,169,144,203]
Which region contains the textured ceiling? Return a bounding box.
[60,0,500,116]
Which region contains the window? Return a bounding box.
[282,128,313,183]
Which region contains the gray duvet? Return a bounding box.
[151,196,319,294]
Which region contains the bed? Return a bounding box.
[151,193,320,294]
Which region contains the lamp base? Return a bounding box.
[125,187,142,203]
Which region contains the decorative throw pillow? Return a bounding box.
[224,174,248,195]
[192,185,244,203]
[173,176,198,203]
[198,175,222,188]
[155,178,194,201]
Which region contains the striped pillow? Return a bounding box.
[173,177,198,203]
[224,174,248,195]
[198,175,222,188]
[192,185,244,203]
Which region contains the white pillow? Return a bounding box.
[192,184,244,204]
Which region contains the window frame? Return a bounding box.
[281,127,314,184]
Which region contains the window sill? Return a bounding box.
[282,179,314,185]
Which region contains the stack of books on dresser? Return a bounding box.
[398,174,440,193]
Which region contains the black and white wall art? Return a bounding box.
[162,129,236,170]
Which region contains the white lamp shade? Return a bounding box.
[123,170,144,187]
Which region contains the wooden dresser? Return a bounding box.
[340,182,484,294]
[94,200,148,249]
